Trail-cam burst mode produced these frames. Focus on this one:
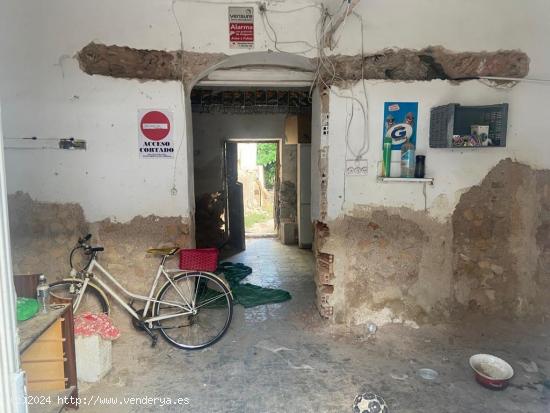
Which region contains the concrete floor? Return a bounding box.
[73,238,550,412]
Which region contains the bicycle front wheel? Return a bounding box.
[154,272,233,350]
[49,279,110,315]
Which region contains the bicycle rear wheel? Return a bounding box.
[154,272,233,350]
[49,279,110,315]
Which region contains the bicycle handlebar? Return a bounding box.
[78,233,92,245]
[76,234,103,253]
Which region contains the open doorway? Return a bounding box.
[237,141,278,237]
[191,86,313,254]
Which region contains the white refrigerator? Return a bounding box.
[297,143,313,248]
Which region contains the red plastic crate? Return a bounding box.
[179,248,219,272]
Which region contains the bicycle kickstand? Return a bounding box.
[138,321,158,347]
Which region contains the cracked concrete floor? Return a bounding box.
[74,238,550,412]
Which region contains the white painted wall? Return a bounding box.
[310,89,322,221]
[323,0,550,221]
[0,0,322,223]
[1,0,549,225]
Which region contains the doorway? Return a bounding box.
[191,86,313,254]
[237,141,278,237]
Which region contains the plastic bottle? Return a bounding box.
[382,136,392,177]
[36,274,49,313]
[400,140,415,178]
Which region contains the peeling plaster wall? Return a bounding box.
[314,0,550,325]
[0,0,322,224]
[8,192,191,324]
[0,1,191,223]
[1,0,550,328]
[0,0,320,317]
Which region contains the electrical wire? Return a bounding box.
[265,4,324,14]
[312,5,370,162]
[480,75,550,83]
[260,5,321,54]
[170,0,187,196]
[330,0,351,50]
[354,11,369,157]
[174,0,257,4]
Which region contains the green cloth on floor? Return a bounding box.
[217,262,291,308]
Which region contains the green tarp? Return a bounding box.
[217,262,292,308]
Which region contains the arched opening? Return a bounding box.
[185,51,320,315]
[186,51,317,248]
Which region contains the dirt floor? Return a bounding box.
[245,218,276,236]
[70,239,550,412]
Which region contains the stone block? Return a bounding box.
[279,222,297,245]
[75,335,112,383]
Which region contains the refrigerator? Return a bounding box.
[297,143,313,248]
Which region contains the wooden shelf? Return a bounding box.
[377,177,434,185]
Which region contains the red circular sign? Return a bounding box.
[140,111,171,141]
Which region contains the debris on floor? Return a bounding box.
[517,360,539,373]
[255,339,314,370]
[417,368,439,381]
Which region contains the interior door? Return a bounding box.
[224,141,246,252]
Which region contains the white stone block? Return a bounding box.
[75,335,112,383]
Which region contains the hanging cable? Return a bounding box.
[259,4,322,55]
[170,0,187,196]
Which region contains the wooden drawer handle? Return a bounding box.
[27,378,68,384]
[22,357,67,363]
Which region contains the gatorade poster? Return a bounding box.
[382,102,418,150]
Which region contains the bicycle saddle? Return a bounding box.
[146,247,180,256]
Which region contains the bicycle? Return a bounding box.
[49,234,233,350]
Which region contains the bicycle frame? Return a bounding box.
[73,255,197,325]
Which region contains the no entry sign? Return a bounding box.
[138,109,174,158]
[229,7,254,49]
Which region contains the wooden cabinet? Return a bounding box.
[19,305,78,411]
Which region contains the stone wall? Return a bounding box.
[315,159,550,326]
[77,42,529,86]
[452,160,550,318]
[9,192,191,326]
